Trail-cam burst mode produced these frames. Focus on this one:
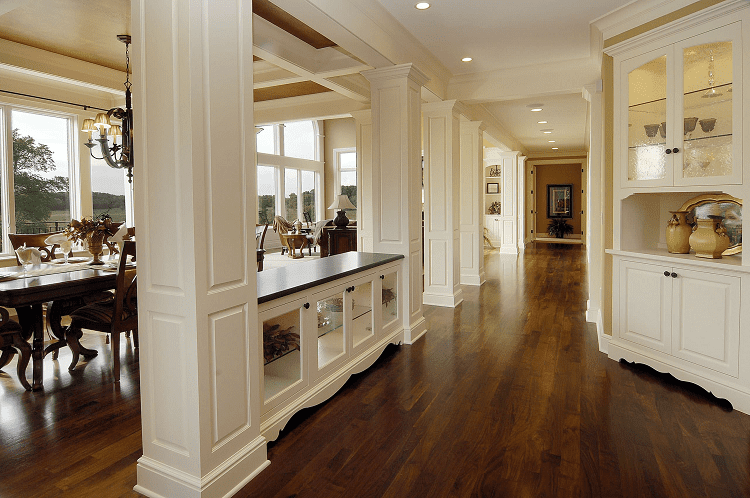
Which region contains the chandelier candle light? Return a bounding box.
[81,35,134,182]
[328,194,356,228]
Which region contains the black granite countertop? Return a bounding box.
[257,252,403,304]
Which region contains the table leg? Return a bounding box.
[30,303,44,390]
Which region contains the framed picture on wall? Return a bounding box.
[547,184,572,219]
[486,183,500,194]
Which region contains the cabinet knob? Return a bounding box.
[671,272,678,278]
[303,302,310,309]
[672,147,680,153]
[665,149,672,154]
[664,271,670,277]
[380,275,385,280]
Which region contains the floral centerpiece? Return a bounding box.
[63,214,117,265]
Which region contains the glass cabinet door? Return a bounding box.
[381,272,399,331]
[625,50,671,185]
[316,291,347,370]
[675,27,740,185]
[262,305,303,406]
[350,281,374,349]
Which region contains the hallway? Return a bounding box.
[1,245,749,497]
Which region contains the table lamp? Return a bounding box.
[328,194,356,228]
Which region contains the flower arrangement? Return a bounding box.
[63,213,117,243]
[488,201,501,215]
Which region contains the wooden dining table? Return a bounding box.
[0,262,119,390]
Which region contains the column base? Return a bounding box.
[422,288,464,308]
[134,437,269,498]
[404,315,427,344]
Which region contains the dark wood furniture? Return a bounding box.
[322,227,357,257]
[0,265,118,390]
[8,231,63,264]
[256,224,269,271]
[0,307,31,390]
[68,241,137,382]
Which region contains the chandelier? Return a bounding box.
[81,35,134,182]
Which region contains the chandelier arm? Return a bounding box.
[96,137,125,170]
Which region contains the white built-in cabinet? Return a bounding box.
[484,215,502,247]
[259,262,401,440]
[606,1,750,414]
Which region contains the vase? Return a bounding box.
[689,216,730,259]
[665,210,691,254]
[86,232,106,265]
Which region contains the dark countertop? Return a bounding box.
[257,252,404,304]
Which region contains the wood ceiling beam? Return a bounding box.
[253,14,371,102]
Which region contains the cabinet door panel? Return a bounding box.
[673,22,742,186]
[671,268,740,377]
[621,47,674,187]
[619,260,672,353]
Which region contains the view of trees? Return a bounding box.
[258,188,316,225]
[341,185,357,221]
[12,129,126,234]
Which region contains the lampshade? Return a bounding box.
[328,194,356,210]
[81,119,96,133]
[94,112,111,130]
[109,125,122,137]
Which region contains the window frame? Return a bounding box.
[333,147,357,220]
[255,120,323,224]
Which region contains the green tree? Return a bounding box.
[12,128,69,232]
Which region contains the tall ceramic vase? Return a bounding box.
[689,216,730,259]
[86,231,106,265]
[665,210,691,254]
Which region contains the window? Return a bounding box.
[255,120,322,225]
[90,129,127,223]
[0,102,134,257]
[1,107,77,256]
[257,166,276,225]
[334,148,357,221]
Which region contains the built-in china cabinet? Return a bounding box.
[605,0,750,414]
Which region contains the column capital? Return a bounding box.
[422,99,469,117]
[362,63,430,87]
[350,109,372,124]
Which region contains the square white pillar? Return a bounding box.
[362,64,428,343]
[133,1,268,497]
[459,119,486,286]
[422,101,464,307]
[351,110,373,252]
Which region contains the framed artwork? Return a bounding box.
[486,183,500,194]
[547,184,572,219]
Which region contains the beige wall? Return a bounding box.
[323,117,356,219]
[535,164,582,236]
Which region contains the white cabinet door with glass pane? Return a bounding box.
[621,20,742,188]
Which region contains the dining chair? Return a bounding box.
[256,224,269,271]
[0,307,31,390]
[8,231,63,264]
[67,241,137,382]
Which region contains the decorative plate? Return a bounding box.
[679,193,742,256]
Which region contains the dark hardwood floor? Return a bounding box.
[1,244,749,497]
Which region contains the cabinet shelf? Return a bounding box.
[317,305,371,338]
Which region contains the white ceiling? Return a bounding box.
[375,0,631,75]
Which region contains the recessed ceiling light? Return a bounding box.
[538,121,548,124]
[543,131,552,134]
[552,147,559,150]
[415,2,430,9]
[530,108,543,112]
[461,57,473,62]
[527,103,544,112]
[548,140,556,143]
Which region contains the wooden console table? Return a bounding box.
[323,227,356,257]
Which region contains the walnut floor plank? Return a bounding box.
[1,244,749,497]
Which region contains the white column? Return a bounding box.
[499,151,520,255]
[584,83,605,348]
[351,109,373,252]
[517,155,527,252]
[133,2,268,497]
[459,119,485,286]
[362,64,428,343]
[422,101,463,308]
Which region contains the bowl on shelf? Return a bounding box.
[659,122,667,138]
[684,117,699,135]
[644,123,660,138]
[699,118,716,133]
